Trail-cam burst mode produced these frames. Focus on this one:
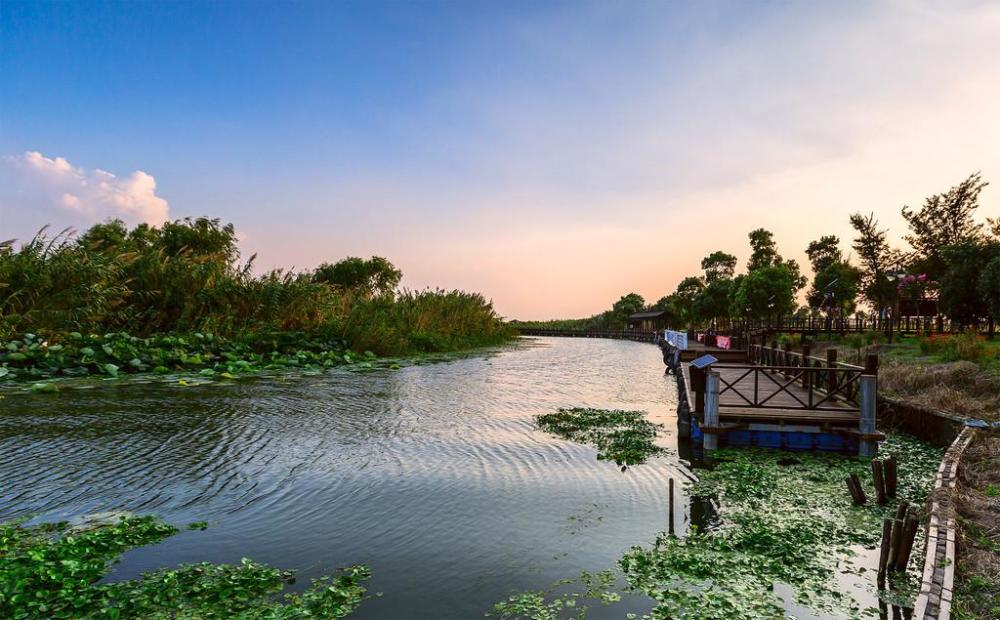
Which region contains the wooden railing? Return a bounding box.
[711,363,865,412]
[735,316,994,336]
[746,342,871,407]
[516,328,659,342]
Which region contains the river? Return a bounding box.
[1,337,694,618]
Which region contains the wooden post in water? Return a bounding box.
[894,500,909,522]
[845,474,867,505]
[888,518,904,569]
[877,517,893,585]
[859,374,877,457]
[704,370,720,451]
[894,511,920,571]
[884,457,898,498]
[668,477,675,536]
[872,460,887,505]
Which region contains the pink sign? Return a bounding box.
[716,335,731,350]
[697,332,705,342]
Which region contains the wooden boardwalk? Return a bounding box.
[680,343,880,454]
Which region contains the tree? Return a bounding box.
[747,229,779,271]
[804,236,859,317]
[313,256,402,298]
[692,278,735,327]
[808,262,860,317]
[979,255,1000,324]
[700,251,737,282]
[611,292,646,328]
[805,236,842,273]
[939,240,1000,325]
[902,173,988,280]
[672,277,705,326]
[731,264,798,320]
[849,213,900,315]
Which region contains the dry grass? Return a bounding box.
[878,360,1000,421]
[954,434,1000,620]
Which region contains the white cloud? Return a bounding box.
[9,151,170,225]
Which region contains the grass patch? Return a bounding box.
[954,434,1000,620]
[0,515,369,619]
[536,408,664,469]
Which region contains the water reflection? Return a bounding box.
[1,337,686,619]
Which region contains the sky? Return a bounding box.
[2,0,999,320]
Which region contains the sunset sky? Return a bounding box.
[2,1,998,319]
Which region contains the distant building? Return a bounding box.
[627,310,669,331]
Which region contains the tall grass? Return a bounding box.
[0,218,512,355]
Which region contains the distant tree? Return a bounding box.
[700,251,737,282]
[849,213,900,316]
[939,240,1000,325]
[979,255,1000,324]
[692,278,735,327]
[805,236,843,273]
[747,229,779,271]
[651,294,680,326]
[804,235,859,317]
[989,217,1000,239]
[314,256,402,298]
[672,276,706,326]
[902,173,988,280]
[731,264,798,320]
[610,292,646,328]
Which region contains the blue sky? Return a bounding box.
[2,1,999,318]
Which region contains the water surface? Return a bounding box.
[2,337,690,618]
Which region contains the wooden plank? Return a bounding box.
[719,407,859,423]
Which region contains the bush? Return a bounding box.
[918,330,991,364]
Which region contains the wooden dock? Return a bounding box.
[680,343,882,455]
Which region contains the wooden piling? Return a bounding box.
[845,473,867,505]
[668,477,675,536]
[872,460,887,505]
[877,518,893,584]
[884,457,898,498]
[887,518,904,569]
[894,512,920,572]
[894,500,909,522]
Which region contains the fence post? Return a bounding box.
[865,354,879,376]
[801,343,811,389]
[704,370,720,451]
[826,348,837,394]
[859,374,877,458]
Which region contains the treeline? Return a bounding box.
[517,173,1000,331]
[0,218,512,355]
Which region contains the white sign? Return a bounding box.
[664,329,688,350]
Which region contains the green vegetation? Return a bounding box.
[620,435,942,619]
[0,515,369,619]
[0,217,513,384]
[535,408,664,469]
[954,435,1000,620]
[492,434,943,619]
[490,572,621,620]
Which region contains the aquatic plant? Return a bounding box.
[535,408,664,468]
[489,571,622,620]
[619,435,944,619]
[0,515,370,619]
